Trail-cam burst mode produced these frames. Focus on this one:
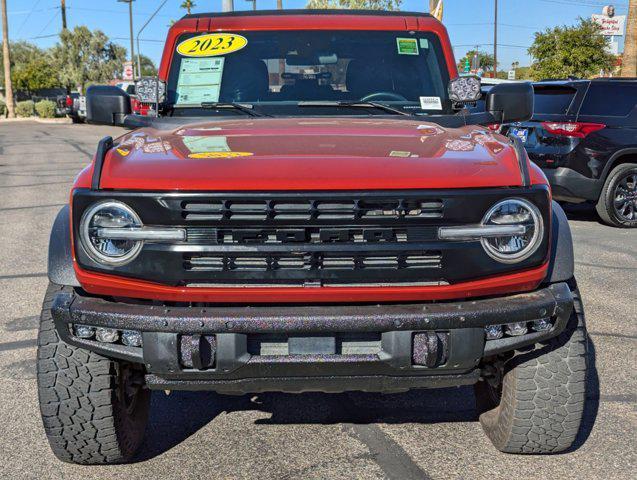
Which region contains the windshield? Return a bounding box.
[166,30,451,116]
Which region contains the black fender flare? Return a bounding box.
[48,206,80,287]
[546,200,574,283]
[600,147,637,181]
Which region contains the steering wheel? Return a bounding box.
[360,92,408,102]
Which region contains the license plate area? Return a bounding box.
[247,333,382,356]
[510,127,529,143]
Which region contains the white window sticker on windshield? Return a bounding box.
[397,38,419,55]
[419,39,430,49]
[176,57,225,105]
[420,96,443,110]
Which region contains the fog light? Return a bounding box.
[73,324,95,339]
[505,322,528,336]
[121,330,142,347]
[95,328,119,343]
[532,318,552,332]
[484,325,503,340]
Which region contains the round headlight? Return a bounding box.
[79,201,143,265]
[481,198,543,263]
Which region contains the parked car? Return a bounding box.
[56,92,86,123]
[40,9,588,464]
[502,78,637,227]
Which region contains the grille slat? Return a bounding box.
[181,196,443,222]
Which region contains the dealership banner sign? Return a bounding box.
[592,13,626,36]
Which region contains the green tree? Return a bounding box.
[180,1,196,14]
[528,18,616,80]
[306,0,401,10]
[0,41,61,93]
[457,50,495,72]
[138,54,157,77]
[51,26,127,92]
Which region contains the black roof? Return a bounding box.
[182,9,431,20]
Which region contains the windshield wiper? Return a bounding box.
[297,100,412,116]
[200,102,269,117]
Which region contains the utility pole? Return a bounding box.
[493,0,498,78]
[1,0,15,118]
[118,0,136,77]
[61,0,67,30]
[624,0,637,76]
[222,0,234,12]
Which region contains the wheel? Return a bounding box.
[475,281,588,454]
[595,163,637,228]
[37,283,150,464]
[71,116,82,124]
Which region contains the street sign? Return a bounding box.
[508,70,516,80]
[123,61,134,81]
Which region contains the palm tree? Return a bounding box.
[180,0,196,15]
[624,0,637,76]
[1,0,15,117]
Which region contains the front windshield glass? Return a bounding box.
[166,30,451,116]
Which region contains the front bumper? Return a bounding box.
[51,282,573,394]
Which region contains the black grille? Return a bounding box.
[184,252,442,272]
[181,197,443,222]
[72,187,552,288]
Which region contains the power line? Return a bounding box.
[15,0,43,36]
[35,9,60,38]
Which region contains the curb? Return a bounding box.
[0,117,73,124]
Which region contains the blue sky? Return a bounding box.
[5,0,630,69]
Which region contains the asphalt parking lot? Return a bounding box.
[0,121,635,479]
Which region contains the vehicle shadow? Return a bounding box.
[135,386,477,462]
[561,203,604,224]
[135,334,599,462]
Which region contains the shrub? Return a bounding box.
[0,100,6,117]
[35,100,56,118]
[15,100,35,117]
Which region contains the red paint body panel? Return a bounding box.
[74,262,548,304]
[99,119,526,191]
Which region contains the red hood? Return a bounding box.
[97,118,523,191]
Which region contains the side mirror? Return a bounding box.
[86,85,131,126]
[486,82,534,124]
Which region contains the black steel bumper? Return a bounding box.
[50,282,574,394]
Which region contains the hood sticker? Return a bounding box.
[188,151,254,159]
[177,33,248,57]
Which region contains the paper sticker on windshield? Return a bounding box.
[420,96,443,110]
[176,58,225,105]
[177,33,247,57]
[397,38,419,55]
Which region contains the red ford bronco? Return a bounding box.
[38,10,589,463]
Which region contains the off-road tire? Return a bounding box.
[595,163,637,228]
[475,282,588,454]
[37,283,150,464]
